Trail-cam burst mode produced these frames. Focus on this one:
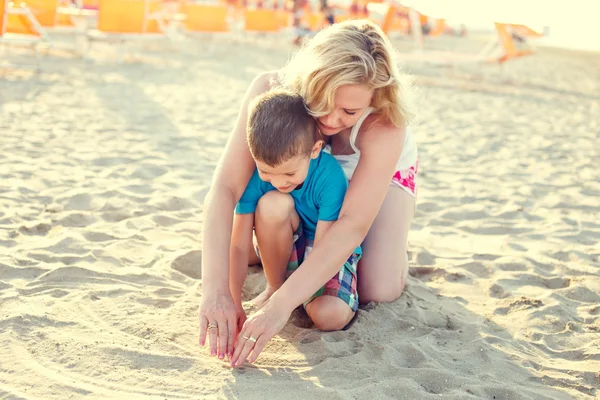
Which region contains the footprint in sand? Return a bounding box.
[65,193,97,211]
[83,232,117,242]
[494,297,544,315]
[413,249,436,266]
[299,332,320,344]
[489,283,510,299]
[493,258,529,272]
[457,261,491,278]
[308,331,365,363]
[100,210,132,223]
[563,286,600,303]
[444,272,471,283]
[506,242,527,252]
[151,197,195,212]
[472,253,501,261]
[439,209,490,221]
[393,343,428,368]
[18,222,52,236]
[129,164,168,180]
[58,212,96,228]
[151,215,182,227]
[587,305,600,316]
[171,250,202,279]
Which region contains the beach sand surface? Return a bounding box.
[1,34,599,399]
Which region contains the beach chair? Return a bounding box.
[15,0,90,36]
[182,3,229,33]
[0,0,54,69]
[1,1,54,35]
[372,2,542,66]
[303,8,326,31]
[244,8,280,32]
[275,8,290,29]
[367,0,409,39]
[426,17,445,37]
[492,22,541,63]
[14,0,59,27]
[85,0,173,61]
[55,0,99,29]
[179,2,230,52]
[80,0,100,9]
[399,21,542,66]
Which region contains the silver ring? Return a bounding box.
[243,335,257,343]
[207,323,218,330]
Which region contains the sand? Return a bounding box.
[1,33,599,399]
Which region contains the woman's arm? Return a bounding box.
[271,124,406,311]
[198,71,276,358]
[229,213,255,307]
[229,212,255,333]
[201,71,276,291]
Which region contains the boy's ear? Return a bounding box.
[310,140,324,159]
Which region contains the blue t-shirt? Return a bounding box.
[236,152,360,255]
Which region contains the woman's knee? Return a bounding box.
[305,296,355,332]
[358,253,408,304]
[359,279,406,304]
[357,187,413,304]
[255,191,295,224]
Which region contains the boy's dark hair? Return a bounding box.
[247,89,318,167]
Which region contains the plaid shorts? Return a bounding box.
[255,223,361,312]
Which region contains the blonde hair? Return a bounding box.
[278,19,415,128]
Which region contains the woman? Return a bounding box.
[198,19,418,366]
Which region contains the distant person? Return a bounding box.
[320,0,335,26]
[292,0,309,45]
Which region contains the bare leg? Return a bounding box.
[252,191,300,308]
[306,296,355,331]
[247,232,261,266]
[358,186,415,304]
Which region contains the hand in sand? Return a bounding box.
[235,303,247,334]
[198,289,237,360]
[229,298,291,367]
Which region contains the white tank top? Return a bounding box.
[324,107,418,179]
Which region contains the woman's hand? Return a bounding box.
[198,288,237,360]
[229,298,292,367]
[235,303,247,334]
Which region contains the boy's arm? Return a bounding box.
[230,170,266,306]
[229,213,255,307]
[313,220,335,247]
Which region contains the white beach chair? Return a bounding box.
[84,0,175,62]
[0,0,55,70]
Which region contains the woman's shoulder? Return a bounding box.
[357,113,406,150]
[251,70,281,93]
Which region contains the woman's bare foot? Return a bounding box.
[251,286,279,310]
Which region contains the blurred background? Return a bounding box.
[412,0,599,52]
[1,0,596,68]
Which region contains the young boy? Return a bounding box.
[229,89,361,331]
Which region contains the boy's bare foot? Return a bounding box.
[251,286,278,310]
